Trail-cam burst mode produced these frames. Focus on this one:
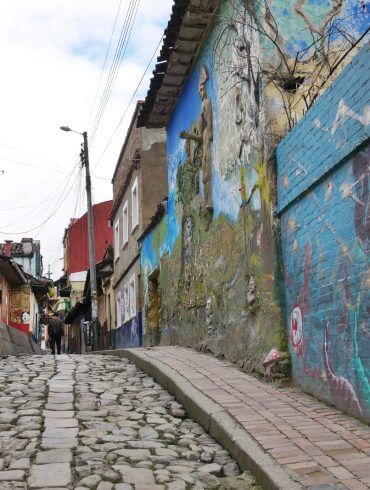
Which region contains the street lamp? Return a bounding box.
[60,125,100,351]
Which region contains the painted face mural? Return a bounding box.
[21,311,30,324]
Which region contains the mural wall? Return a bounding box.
[10,286,31,335]
[116,313,142,349]
[277,45,370,421]
[141,0,369,372]
[141,1,286,370]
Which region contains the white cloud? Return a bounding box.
[0,0,173,278]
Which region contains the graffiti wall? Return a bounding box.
[277,45,370,421]
[10,286,31,335]
[141,0,369,371]
[140,0,287,370]
[116,313,142,349]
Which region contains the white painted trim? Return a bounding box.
[123,283,130,322]
[116,290,122,327]
[122,200,129,247]
[131,177,139,231]
[129,274,136,319]
[114,219,120,260]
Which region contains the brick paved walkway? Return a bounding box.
[135,346,370,489]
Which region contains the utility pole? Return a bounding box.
[60,125,100,351]
[81,131,100,351]
[46,264,53,279]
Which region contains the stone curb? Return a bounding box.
[92,349,303,490]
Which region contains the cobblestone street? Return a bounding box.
[0,354,258,489]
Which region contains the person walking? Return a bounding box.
[47,314,64,355]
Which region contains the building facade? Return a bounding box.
[0,239,50,339]
[0,254,50,339]
[111,101,167,348]
[139,0,368,373]
[0,238,42,278]
[62,200,113,306]
[0,255,28,332]
[82,244,115,350]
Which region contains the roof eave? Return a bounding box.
[137,0,220,128]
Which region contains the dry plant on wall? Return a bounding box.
[215,0,370,130]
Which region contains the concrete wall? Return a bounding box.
[277,46,370,421]
[140,0,369,370]
[0,321,42,356]
[112,118,166,347]
[141,132,168,227]
[140,1,285,369]
[113,165,142,284]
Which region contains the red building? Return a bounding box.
[63,200,113,304]
[64,200,113,274]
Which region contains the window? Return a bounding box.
[122,200,129,246]
[131,177,139,230]
[123,284,130,322]
[129,275,136,318]
[116,291,122,327]
[114,219,120,260]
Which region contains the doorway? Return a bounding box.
[147,268,160,345]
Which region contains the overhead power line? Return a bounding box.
[1,164,80,229]
[0,155,70,175]
[86,0,124,130]
[0,164,80,236]
[89,0,141,145]
[93,34,164,173]
[0,140,67,170]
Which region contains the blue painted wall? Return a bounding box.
[277,45,370,421]
[140,0,369,372]
[116,312,142,349]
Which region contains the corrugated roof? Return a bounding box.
[0,241,38,256]
[0,255,28,286]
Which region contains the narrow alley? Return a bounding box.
[0,354,258,490]
[0,1,369,489]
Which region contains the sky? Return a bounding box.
[0,0,173,279]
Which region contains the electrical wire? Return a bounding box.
[45,241,64,270]
[0,175,70,212]
[0,140,68,171]
[92,33,164,173]
[43,167,84,270]
[1,163,80,228]
[0,155,70,175]
[86,0,124,130]
[0,164,80,235]
[28,169,82,238]
[89,0,139,142]
[89,0,141,145]
[89,0,139,145]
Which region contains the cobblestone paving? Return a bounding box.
[138,347,370,490]
[0,354,260,489]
